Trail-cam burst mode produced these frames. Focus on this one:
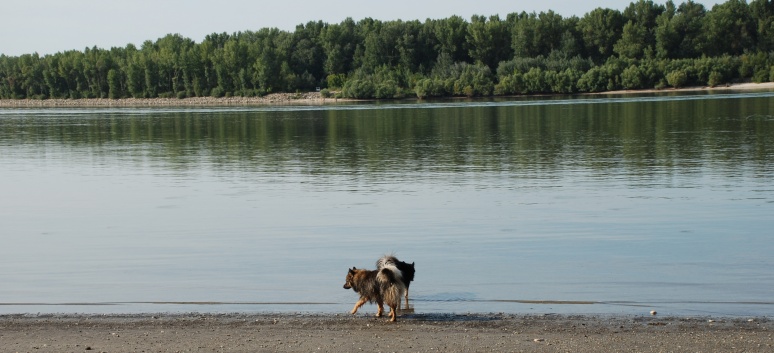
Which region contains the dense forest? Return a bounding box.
[2,0,774,100]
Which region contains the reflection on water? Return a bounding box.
[1,92,773,316]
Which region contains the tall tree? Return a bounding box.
[291,21,325,88]
[615,0,665,58]
[655,0,679,58]
[750,0,774,51]
[320,18,358,76]
[701,0,755,56]
[429,15,469,63]
[577,8,624,62]
[466,15,512,69]
[513,10,567,58]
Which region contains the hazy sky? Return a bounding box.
[2,0,725,56]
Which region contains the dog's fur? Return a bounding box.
[376,255,415,307]
[343,263,406,322]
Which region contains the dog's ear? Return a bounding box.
[349,267,356,273]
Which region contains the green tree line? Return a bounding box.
[2,0,774,100]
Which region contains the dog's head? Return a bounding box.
[343,267,357,290]
[404,262,416,280]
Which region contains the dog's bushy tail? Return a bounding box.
[376,255,397,270]
[377,264,406,310]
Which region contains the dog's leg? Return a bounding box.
[351,298,367,315]
[405,288,410,307]
[388,304,397,322]
[376,300,384,317]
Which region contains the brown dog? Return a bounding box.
[343,264,406,322]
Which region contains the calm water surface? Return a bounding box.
[1,92,773,317]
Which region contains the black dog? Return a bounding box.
[376,255,415,307]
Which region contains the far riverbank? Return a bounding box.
[1,82,773,108]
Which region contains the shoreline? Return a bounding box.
[592,81,774,95]
[0,92,345,108]
[2,313,771,352]
[1,82,773,108]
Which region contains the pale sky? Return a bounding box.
[2,0,725,56]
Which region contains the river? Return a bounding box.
[1,91,773,317]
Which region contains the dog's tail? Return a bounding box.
[376,254,398,269]
[377,264,406,310]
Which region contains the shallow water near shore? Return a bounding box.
[1,91,773,317]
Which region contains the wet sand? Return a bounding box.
[1,313,771,352]
[1,82,773,108]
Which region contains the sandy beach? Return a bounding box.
[594,82,774,96]
[1,313,771,352]
[1,82,773,108]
